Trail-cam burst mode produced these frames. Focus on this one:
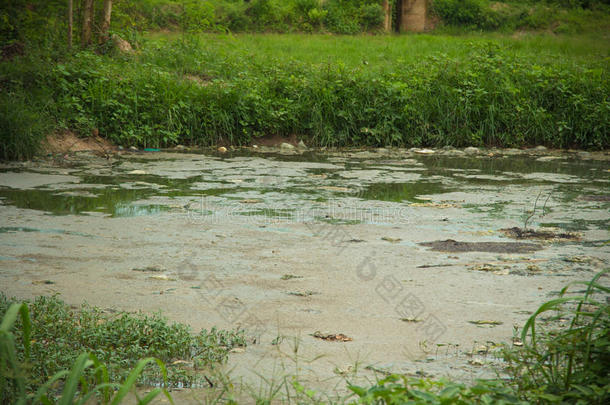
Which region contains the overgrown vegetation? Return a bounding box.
[0,294,246,404]
[2,34,607,156]
[431,0,610,33]
[1,271,607,403]
[0,1,608,159]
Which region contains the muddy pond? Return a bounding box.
[1,147,608,397]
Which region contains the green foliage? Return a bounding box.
[0,301,172,405]
[349,376,526,404]
[0,89,51,160]
[109,0,385,34]
[41,38,610,148]
[431,0,610,33]
[1,33,607,155]
[431,0,488,28]
[0,294,246,401]
[503,269,610,403]
[0,302,31,405]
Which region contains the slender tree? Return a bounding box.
[81,0,94,46]
[383,0,391,32]
[100,0,113,43]
[68,0,73,48]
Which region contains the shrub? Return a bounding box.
[431,0,487,28]
[0,90,51,160]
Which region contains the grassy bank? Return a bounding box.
[2,272,608,403]
[1,33,608,159]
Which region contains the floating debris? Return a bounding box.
[563,256,594,264]
[312,331,352,342]
[401,317,423,323]
[149,274,176,281]
[500,227,579,241]
[32,280,55,285]
[281,274,303,280]
[468,320,503,327]
[421,239,541,253]
[512,338,524,346]
[414,148,435,155]
[469,263,509,274]
[132,266,163,273]
[286,290,317,297]
[417,263,454,269]
[381,236,402,243]
[410,202,459,208]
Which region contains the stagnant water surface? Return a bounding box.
[0,148,608,389]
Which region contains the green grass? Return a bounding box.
[0,294,246,403]
[145,32,610,68]
[1,32,608,158]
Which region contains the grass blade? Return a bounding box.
[110,357,171,405]
[58,353,94,405]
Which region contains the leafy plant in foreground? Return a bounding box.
[0,302,173,404]
[0,294,247,401]
[503,269,610,403]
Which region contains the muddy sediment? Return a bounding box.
[420,239,542,253]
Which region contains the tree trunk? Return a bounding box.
[81,0,94,47]
[99,0,113,44]
[382,1,391,32]
[68,0,73,48]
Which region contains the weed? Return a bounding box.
[503,269,610,403]
[0,300,172,404]
[0,294,246,401]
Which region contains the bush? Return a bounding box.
[431,0,487,27]
[0,91,51,160]
[180,0,216,32]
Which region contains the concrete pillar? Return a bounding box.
[400,0,427,32]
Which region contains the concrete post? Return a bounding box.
[399,0,427,33]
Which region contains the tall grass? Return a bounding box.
[50,37,610,149]
[1,33,608,158]
[503,269,610,403]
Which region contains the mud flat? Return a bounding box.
[1,147,608,399]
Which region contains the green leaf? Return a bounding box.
[111,357,170,405]
[58,353,94,405]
